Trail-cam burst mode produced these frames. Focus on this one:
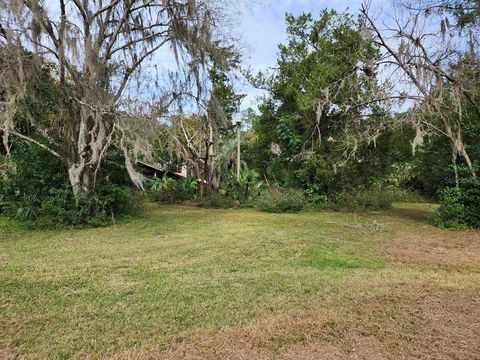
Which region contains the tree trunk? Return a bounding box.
[203,119,215,192]
[452,146,459,188]
[207,122,215,189]
[68,162,93,199]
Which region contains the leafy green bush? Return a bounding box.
[434,179,480,229]
[257,188,306,213]
[385,187,425,203]
[303,184,329,209]
[222,169,264,205]
[148,176,198,204]
[462,179,480,228]
[0,141,135,228]
[333,188,394,212]
[433,187,466,229]
[202,191,232,209]
[38,184,133,228]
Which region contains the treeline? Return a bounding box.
[0,0,236,227]
[0,0,479,228]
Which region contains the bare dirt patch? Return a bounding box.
[101,289,480,360]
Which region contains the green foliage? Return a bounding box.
[276,115,303,155]
[411,75,480,199]
[221,169,264,204]
[202,191,232,209]
[386,188,425,203]
[209,62,237,126]
[434,179,480,229]
[438,0,480,28]
[37,183,133,228]
[333,188,394,212]
[461,178,480,227]
[245,11,410,193]
[242,10,480,205]
[0,141,134,228]
[257,188,306,213]
[303,184,329,209]
[275,10,379,119]
[148,176,198,204]
[433,187,467,229]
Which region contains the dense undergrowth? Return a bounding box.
[4,142,478,230]
[433,178,480,229]
[0,141,136,228]
[147,170,426,214]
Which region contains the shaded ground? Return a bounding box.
[1,203,479,359]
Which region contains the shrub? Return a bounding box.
[303,185,329,209]
[222,169,264,205]
[148,176,198,204]
[257,188,306,213]
[385,187,425,203]
[334,188,394,212]
[433,187,466,229]
[202,191,232,209]
[0,141,135,228]
[434,179,480,229]
[461,178,480,228]
[1,180,134,228]
[2,182,134,228]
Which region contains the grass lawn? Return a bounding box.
[1,203,479,359]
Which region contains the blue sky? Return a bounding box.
[235,0,366,109]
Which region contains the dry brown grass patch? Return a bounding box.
[100,286,480,360]
[386,226,480,266]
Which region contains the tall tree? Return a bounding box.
[361,0,479,177]
[0,0,220,197]
[163,48,239,193]
[249,10,383,188]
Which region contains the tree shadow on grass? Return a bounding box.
[386,203,437,224]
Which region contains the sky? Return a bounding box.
[234,0,366,109]
[41,0,393,113]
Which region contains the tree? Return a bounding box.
[248,10,385,189]
[163,49,239,194]
[205,58,238,188]
[405,0,480,29]
[0,0,220,197]
[360,1,479,178]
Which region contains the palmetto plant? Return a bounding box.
[15,194,39,221]
[223,168,264,202]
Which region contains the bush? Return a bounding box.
[385,187,425,203]
[0,141,135,228]
[148,176,198,204]
[334,188,394,212]
[202,191,232,209]
[221,169,264,206]
[434,179,480,229]
[303,185,329,209]
[257,188,306,213]
[1,178,134,228]
[433,187,466,229]
[462,179,480,228]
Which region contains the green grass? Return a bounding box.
[308,252,385,269]
[0,203,474,358]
